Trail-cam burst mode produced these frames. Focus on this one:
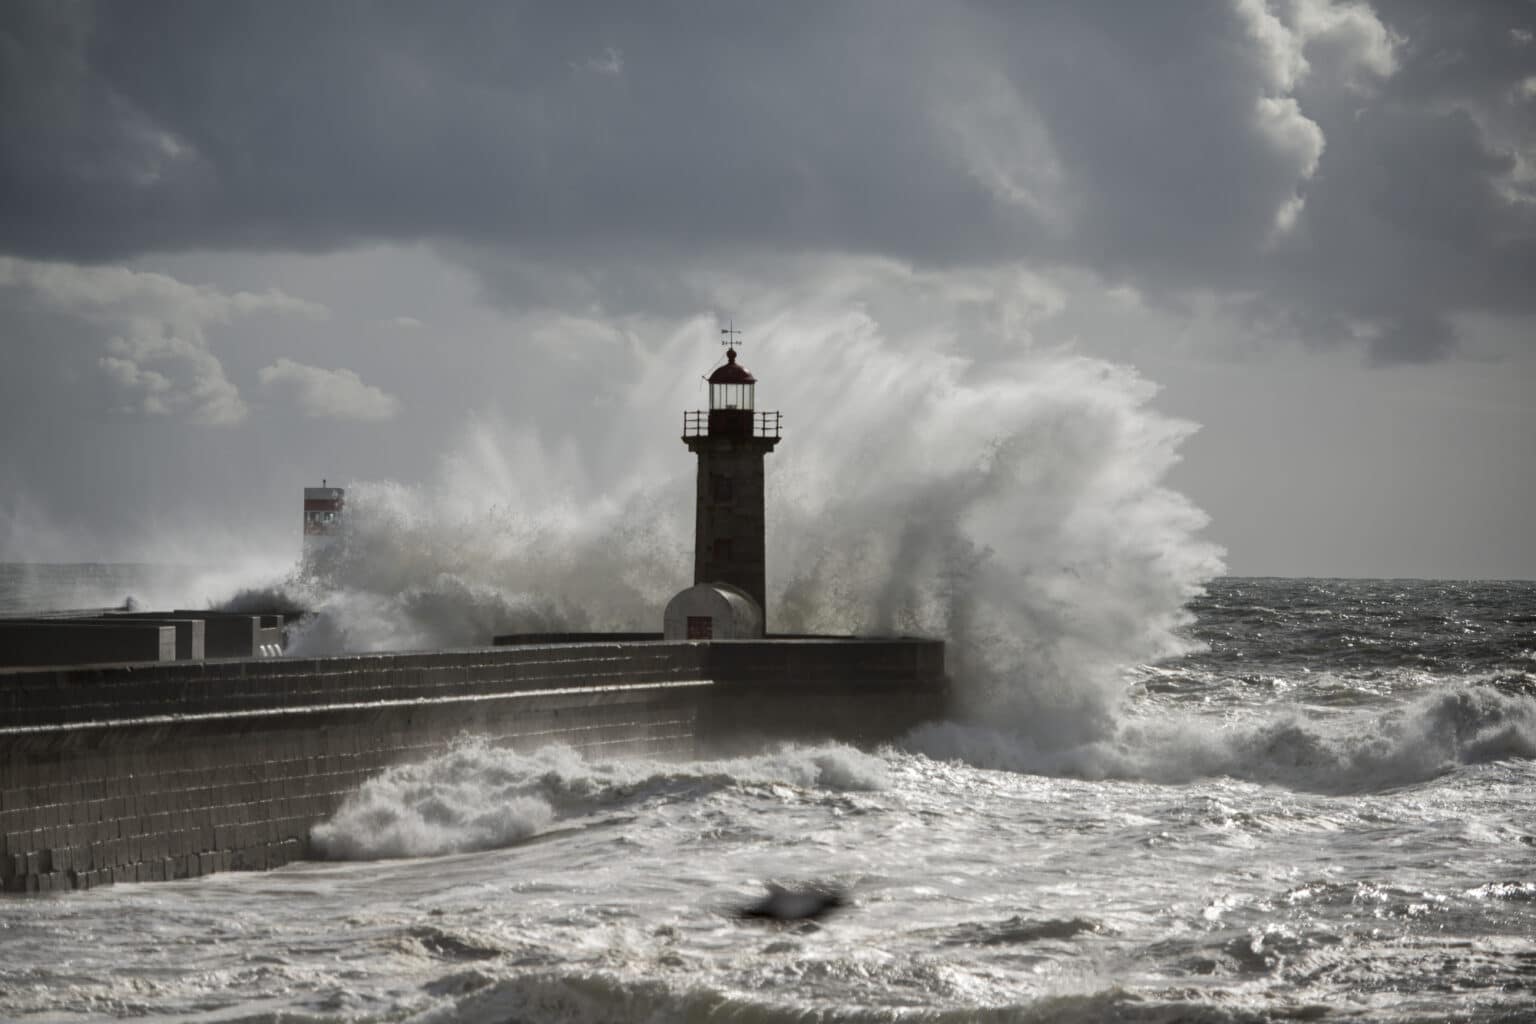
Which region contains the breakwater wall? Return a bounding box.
[1,638,946,893]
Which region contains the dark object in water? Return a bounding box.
[737,882,848,921]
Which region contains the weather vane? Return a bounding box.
[720,318,742,349]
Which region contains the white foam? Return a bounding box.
[910,682,1536,792]
[311,740,890,860]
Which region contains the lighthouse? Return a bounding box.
[301,480,345,572]
[668,326,781,639]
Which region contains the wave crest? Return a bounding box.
[311,740,889,860]
[909,683,1536,793]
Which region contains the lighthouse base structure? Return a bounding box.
[663,583,763,640]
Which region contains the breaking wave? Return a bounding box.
[910,682,1536,793]
[311,739,889,860]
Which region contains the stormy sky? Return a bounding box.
[2,0,1533,579]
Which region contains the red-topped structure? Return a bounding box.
[302,481,345,569]
[682,332,781,626]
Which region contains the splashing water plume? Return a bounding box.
[765,327,1223,749]
[234,316,1222,754]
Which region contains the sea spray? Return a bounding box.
[261,435,694,653]
[239,329,1223,754]
[767,338,1223,748]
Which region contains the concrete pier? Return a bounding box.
[0,637,947,892]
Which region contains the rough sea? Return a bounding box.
[2,572,1533,1023]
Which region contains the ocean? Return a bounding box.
[1,572,1533,1023]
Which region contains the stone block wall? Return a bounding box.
[1,638,946,893]
[0,642,711,728]
[1,678,707,893]
[699,639,950,749]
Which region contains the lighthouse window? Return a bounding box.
[710,382,753,411]
[711,473,734,502]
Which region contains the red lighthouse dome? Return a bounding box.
[708,348,756,388]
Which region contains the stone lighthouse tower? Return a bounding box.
[680,327,781,627]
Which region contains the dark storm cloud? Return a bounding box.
[2,1,1005,261]
[2,0,1533,360]
[1272,0,1536,359]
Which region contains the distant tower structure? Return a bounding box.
[302,480,345,566]
[681,324,781,631]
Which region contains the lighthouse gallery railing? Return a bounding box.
[683,410,781,439]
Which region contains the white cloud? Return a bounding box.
[1237,0,1397,94]
[1290,0,1399,83]
[0,256,326,425]
[1270,192,1308,239]
[97,352,173,412]
[385,315,423,329]
[1236,0,1311,94]
[96,330,249,424]
[258,357,401,421]
[941,67,1067,228]
[1229,1,1396,242]
[0,257,325,326]
[1254,94,1327,237]
[572,47,623,77]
